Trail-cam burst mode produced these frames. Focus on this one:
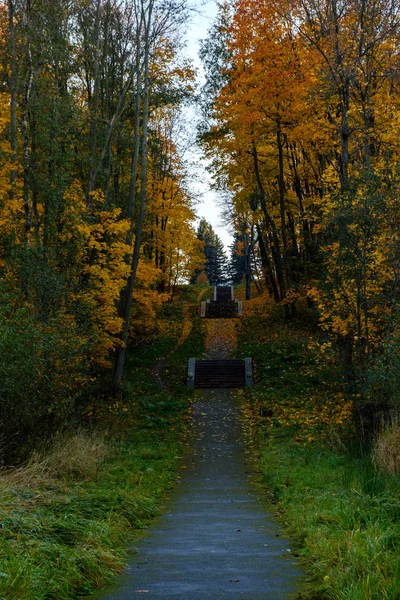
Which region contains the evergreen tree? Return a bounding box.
[192,219,228,285]
[209,234,228,285]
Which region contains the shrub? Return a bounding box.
[0,305,93,462]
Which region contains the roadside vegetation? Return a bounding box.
[0,294,205,600]
[3,0,400,596]
[237,295,400,600]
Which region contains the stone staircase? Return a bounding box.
[187,358,252,389]
[200,286,243,319]
[188,286,252,389]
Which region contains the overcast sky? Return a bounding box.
[183,0,233,251]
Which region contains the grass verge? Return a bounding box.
[0,293,206,599]
[237,296,400,600]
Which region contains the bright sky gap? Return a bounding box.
[184,0,233,250]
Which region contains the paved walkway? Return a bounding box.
[93,388,305,599]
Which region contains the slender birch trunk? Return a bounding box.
[88,0,102,197]
[112,0,154,395]
[8,0,18,198]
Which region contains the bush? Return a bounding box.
[0,305,93,462]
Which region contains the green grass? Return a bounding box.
[171,283,213,303]
[0,433,180,599]
[237,299,400,600]
[0,292,206,600]
[163,305,207,391]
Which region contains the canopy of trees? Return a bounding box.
[201,0,400,389]
[0,0,203,456]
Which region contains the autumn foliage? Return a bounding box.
[0,0,201,458]
[202,0,400,398]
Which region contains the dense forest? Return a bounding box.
[201,0,400,412]
[0,0,205,457]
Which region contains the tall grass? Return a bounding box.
[0,430,180,599]
[237,298,400,600]
[373,421,400,476]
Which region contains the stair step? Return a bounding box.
[187,358,253,389]
[216,286,233,301]
[206,300,238,319]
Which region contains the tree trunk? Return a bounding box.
[243,229,251,300]
[88,0,102,196]
[256,224,280,302]
[8,0,18,198]
[252,142,286,302]
[338,333,355,390]
[127,20,144,245]
[277,121,293,288]
[112,0,153,395]
[22,71,32,240]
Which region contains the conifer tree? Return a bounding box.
[193,218,228,285]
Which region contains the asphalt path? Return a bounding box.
[92,388,305,599]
